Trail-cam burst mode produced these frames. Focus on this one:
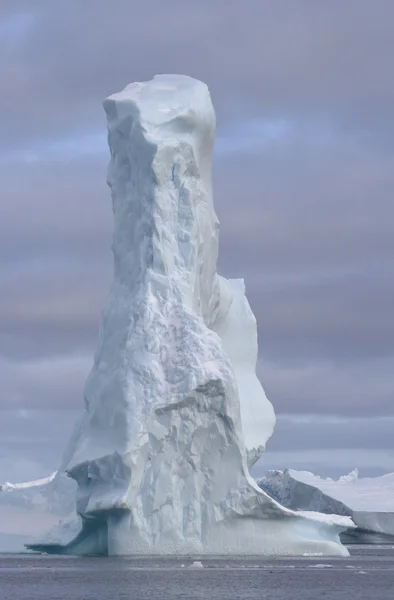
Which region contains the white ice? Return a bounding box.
[10,74,351,557]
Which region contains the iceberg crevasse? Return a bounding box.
[26,75,350,556]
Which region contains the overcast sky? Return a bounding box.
[1,1,393,482]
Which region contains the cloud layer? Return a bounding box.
[1,1,393,476]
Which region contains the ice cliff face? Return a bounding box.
[28,75,349,556]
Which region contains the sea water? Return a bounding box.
[0,546,393,600]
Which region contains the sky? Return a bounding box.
[1,0,393,482]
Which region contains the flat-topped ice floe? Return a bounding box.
[25,75,351,556]
[260,469,394,542]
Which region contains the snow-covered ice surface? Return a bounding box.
[260,469,394,541]
[297,511,354,529]
[16,74,351,557]
[0,472,57,492]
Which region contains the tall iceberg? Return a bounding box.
[28,75,350,556]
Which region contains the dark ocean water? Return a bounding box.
[0,547,393,600]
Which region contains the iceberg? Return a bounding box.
[260,469,394,542]
[23,75,351,556]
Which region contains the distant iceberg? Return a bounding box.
[259,469,394,542]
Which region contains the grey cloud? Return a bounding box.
[259,357,394,417]
[0,156,112,360]
[0,252,107,360]
[2,0,394,146]
[0,456,51,484]
[0,354,92,410]
[0,0,393,483]
[0,156,111,264]
[215,134,394,278]
[254,448,394,479]
[0,410,79,481]
[253,273,394,361]
[255,415,394,477]
[265,414,394,452]
[217,132,394,366]
[0,409,78,452]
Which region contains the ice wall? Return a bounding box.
[28,75,349,556]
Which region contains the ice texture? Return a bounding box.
[260,469,394,540]
[26,75,350,556]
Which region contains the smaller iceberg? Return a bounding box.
[259,469,394,543]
